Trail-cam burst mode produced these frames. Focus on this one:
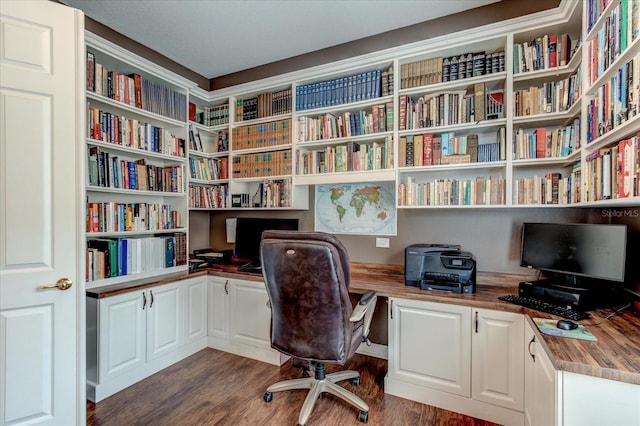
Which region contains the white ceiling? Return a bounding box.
[60,0,499,79]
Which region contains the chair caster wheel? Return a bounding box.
[263,392,273,402]
[350,377,360,385]
[358,410,368,423]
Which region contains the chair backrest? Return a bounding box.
[260,230,358,364]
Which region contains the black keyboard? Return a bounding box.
[498,294,590,321]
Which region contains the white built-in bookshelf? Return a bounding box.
[86,0,639,224]
[84,32,194,288]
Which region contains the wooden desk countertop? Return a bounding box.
[85,262,640,386]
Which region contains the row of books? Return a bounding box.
[295,67,389,111]
[87,52,187,121]
[235,89,292,121]
[189,102,230,126]
[188,126,229,153]
[232,118,291,151]
[86,233,187,282]
[587,0,639,84]
[584,135,640,201]
[231,149,293,179]
[398,175,505,206]
[587,54,639,142]
[399,51,505,89]
[88,147,184,193]
[189,184,229,209]
[399,86,504,130]
[86,202,182,233]
[296,102,393,142]
[513,71,582,117]
[513,121,580,160]
[88,106,186,158]
[250,179,293,208]
[189,156,229,181]
[398,132,504,167]
[513,33,574,74]
[512,173,573,205]
[295,138,393,175]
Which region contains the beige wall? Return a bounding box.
[198,199,639,276]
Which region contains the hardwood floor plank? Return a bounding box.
[87,348,500,426]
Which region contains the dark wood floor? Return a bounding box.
[87,348,499,426]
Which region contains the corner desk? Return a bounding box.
[86,263,640,426]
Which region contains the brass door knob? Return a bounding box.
[39,278,73,291]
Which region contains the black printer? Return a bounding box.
[405,244,477,294]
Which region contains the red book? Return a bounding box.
[423,133,434,165]
[128,73,143,109]
[189,102,196,122]
[535,128,547,158]
[549,35,558,67]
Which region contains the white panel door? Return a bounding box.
[0,1,83,425]
[230,279,271,348]
[184,277,207,344]
[98,291,146,382]
[146,283,183,361]
[388,298,472,397]
[472,308,524,411]
[208,277,229,339]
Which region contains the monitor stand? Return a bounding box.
[519,276,626,311]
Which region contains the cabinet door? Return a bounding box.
[208,276,230,339]
[388,298,471,397]
[524,320,557,426]
[229,279,272,349]
[146,282,183,361]
[472,308,524,411]
[184,277,207,344]
[98,290,146,382]
[561,371,640,426]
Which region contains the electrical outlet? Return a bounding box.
[376,237,390,248]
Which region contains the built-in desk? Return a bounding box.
[86,263,640,385]
[87,263,640,424]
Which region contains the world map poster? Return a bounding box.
[315,181,397,235]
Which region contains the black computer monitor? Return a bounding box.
[520,222,627,285]
[233,217,299,272]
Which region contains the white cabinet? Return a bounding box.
[523,318,640,426]
[184,275,208,344]
[473,308,524,411]
[207,276,287,365]
[90,289,146,384]
[86,276,207,402]
[387,298,471,396]
[208,276,230,340]
[524,319,558,426]
[561,371,640,426]
[146,281,183,361]
[385,298,524,426]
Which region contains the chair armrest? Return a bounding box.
[349,291,377,339]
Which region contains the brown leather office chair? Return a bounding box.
[260,230,377,425]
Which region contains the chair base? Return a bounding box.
[264,366,369,425]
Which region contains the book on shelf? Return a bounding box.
[295,69,383,111]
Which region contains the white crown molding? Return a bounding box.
[85,31,198,90]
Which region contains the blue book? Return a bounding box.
[165,236,175,268]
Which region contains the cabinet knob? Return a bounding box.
[38,277,72,291]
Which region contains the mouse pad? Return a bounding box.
[533,318,597,342]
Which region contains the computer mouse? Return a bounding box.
[556,319,579,330]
